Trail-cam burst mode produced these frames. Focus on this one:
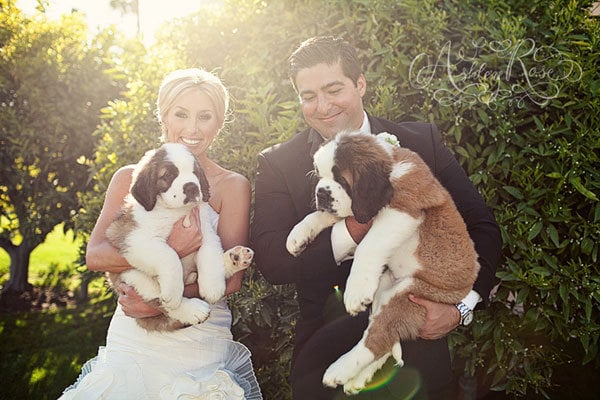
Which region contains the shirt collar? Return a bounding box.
[358,111,371,134]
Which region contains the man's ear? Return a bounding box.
[356,74,366,97]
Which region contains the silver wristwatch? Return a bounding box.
[456,301,473,326]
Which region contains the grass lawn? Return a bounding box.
[0,224,84,288]
[0,224,115,400]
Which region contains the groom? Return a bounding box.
[251,36,502,399]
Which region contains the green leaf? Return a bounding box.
[503,186,524,199]
[494,340,505,366]
[559,284,569,306]
[528,221,543,240]
[547,224,560,248]
[546,172,562,179]
[585,299,592,323]
[531,266,551,277]
[569,176,599,201]
[581,238,595,255]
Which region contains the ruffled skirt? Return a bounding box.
[60,301,261,400]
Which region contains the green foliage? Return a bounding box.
[0,5,121,291]
[69,0,599,398]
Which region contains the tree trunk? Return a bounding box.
[2,242,34,294]
[78,273,91,302]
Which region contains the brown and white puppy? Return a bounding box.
[286,131,480,394]
[106,143,253,331]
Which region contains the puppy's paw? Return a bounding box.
[199,279,226,304]
[224,246,254,275]
[343,356,389,395]
[343,287,372,316]
[343,381,365,395]
[183,271,198,285]
[343,274,379,315]
[169,297,210,325]
[286,223,314,257]
[323,358,352,389]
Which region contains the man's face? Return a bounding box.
[295,62,366,140]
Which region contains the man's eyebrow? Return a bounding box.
[299,81,345,97]
[322,81,345,89]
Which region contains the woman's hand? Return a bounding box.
[167,206,203,258]
[408,294,460,340]
[118,283,162,318]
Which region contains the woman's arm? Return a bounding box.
[86,167,135,273]
[212,172,252,295]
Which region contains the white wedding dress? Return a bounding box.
[60,210,262,400]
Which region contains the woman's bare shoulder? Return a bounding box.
[209,169,250,213]
[221,169,250,187]
[110,164,136,184]
[103,165,137,200]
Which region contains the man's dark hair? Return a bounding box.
[288,36,362,91]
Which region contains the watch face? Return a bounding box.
[463,312,473,325]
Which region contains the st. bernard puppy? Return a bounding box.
[286,131,480,394]
[106,143,253,331]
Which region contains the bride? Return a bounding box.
[60,68,262,399]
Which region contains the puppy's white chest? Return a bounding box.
[388,232,421,279]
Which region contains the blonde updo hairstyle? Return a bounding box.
[156,68,230,141]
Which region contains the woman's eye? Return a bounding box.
[198,113,212,121]
[175,111,188,118]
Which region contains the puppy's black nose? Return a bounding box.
[183,182,200,204]
[316,187,334,210]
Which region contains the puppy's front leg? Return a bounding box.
[195,204,227,303]
[286,211,340,256]
[125,242,184,310]
[344,208,420,315]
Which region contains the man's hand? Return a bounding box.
[118,282,162,318]
[345,216,373,243]
[409,294,460,340]
[167,207,203,258]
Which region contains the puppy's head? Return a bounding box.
[131,143,209,211]
[313,131,394,223]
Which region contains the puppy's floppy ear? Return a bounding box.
[351,161,393,223]
[335,133,393,223]
[131,149,161,211]
[194,161,210,202]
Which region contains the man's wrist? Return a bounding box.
[455,290,480,327]
[455,301,474,326]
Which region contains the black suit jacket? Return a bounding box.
[251,115,502,356]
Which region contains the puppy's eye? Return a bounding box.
[158,164,178,190]
[333,167,351,194]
